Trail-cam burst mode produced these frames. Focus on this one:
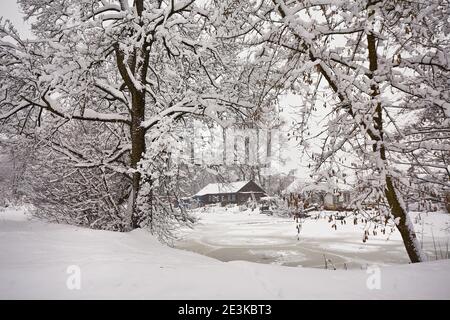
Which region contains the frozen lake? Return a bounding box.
[175,207,450,269]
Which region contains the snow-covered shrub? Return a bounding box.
[25,152,130,231]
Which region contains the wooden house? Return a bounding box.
[284,178,352,211]
[192,180,267,206]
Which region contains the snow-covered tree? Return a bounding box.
[0,0,253,231]
[217,0,449,263]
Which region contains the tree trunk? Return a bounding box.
[366,3,425,262]
[129,92,146,229]
[115,0,150,230]
[385,176,425,262]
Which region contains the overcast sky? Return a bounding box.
[2,0,31,37]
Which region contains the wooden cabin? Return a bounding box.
[284,178,352,211]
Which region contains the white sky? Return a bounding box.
[1,0,32,38]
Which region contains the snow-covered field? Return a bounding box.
[176,206,450,269]
[1,206,450,299]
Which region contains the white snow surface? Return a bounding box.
[1,207,450,299]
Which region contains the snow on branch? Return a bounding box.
[39,92,131,124]
[141,94,252,131]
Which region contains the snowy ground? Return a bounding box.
[1,206,450,299]
[176,206,450,269]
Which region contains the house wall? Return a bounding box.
[236,192,265,204]
[196,193,238,205]
[324,194,334,209]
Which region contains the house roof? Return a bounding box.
[284,178,352,194]
[284,178,307,194]
[194,180,251,197]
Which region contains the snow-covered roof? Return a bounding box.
[194,181,250,196]
[284,178,352,194]
[284,178,307,194]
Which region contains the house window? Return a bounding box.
[231,194,236,201]
[344,193,350,203]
